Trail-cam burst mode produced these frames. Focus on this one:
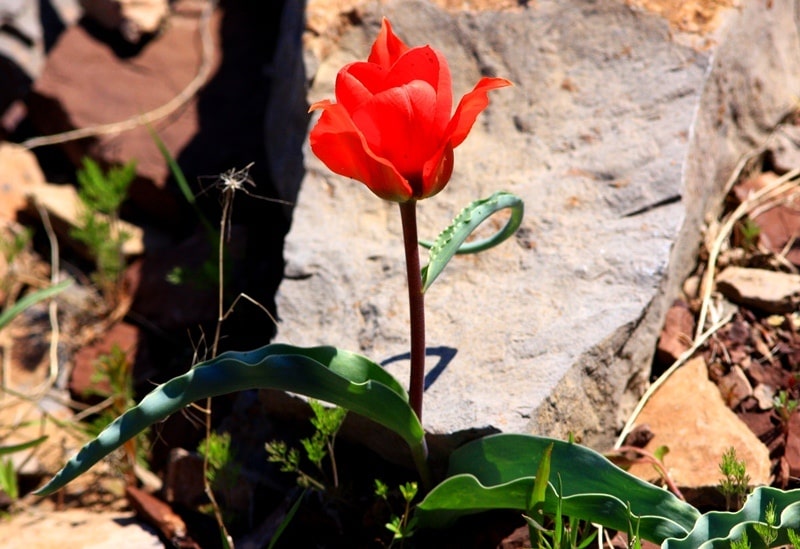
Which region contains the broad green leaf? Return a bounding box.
[420,191,523,292]
[415,434,699,544]
[662,486,800,548]
[0,280,71,331]
[35,344,427,495]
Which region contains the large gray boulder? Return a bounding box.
[274,0,800,449]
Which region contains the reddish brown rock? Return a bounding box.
[27,1,222,223]
[163,447,205,508]
[733,172,800,266]
[627,357,771,506]
[70,321,142,398]
[717,365,753,409]
[783,412,800,479]
[655,300,695,367]
[746,361,792,391]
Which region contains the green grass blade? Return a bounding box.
[529,442,552,509]
[0,436,48,455]
[268,489,307,549]
[35,344,426,496]
[420,191,523,292]
[148,127,215,236]
[663,486,800,548]
[415,434,699,543]
[0,280,71,331]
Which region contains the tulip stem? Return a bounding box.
[399,200,425,422]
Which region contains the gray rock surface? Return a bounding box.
[275,0,800,448]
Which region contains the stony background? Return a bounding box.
[276,0,800,447]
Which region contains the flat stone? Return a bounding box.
[716,266,800,314]
[276,0,800,446]
[25,182,147,258]
[627,357,771,504]
[0,509,161,549]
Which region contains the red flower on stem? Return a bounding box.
[309,19,510,423]
[309,18,511,202]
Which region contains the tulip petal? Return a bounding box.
[336,63,385,112]
[368,18,409,69]
[309,100,413,201]
[386,46,453,131]
[447,77,512,149]
[352,80,438,182]
[420,142,454,199]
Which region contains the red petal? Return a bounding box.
[386,46,452,131]
[309,100,413,201]
[420,142,454,199]
[447,77,512,149]
[368,18,409,69]
[351,80,439,179]
[336,63,384,113]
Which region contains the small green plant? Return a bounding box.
[70,157,135,306]
[0,458,18,502]
[736,217,761,251]
[197,430,241,525]
[375,479,419,547]
[82,345,148,479]
[197,431,240,491]
[265,399,346,491]
[773,390,799,431]
[0,436,48,503]
[0,226,32,284]
[731,529,750,549]
[753,500,779,546]
[788,528,800,548]
[719,446,750,511]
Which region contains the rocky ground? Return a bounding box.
[0,0,798,547]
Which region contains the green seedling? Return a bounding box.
[731,529,750,549]
[753,500,779,546]
[382,481,419,546]
[0,436,48,503]
[197,431,241,524]
[82,345,148,480]
[719,446,750,511]
[773,390,799,432]
[70,157,135,307]
[266,399,346,492]
[788,528,800,548]
[736,217,761,252]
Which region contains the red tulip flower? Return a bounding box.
[309,18,511,202]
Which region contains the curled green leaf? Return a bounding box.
[663,486,800,548]
[415,434,699,543]
[420,191,523,292]
[35,344,428,496]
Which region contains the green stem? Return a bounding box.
[399,200,425,422]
